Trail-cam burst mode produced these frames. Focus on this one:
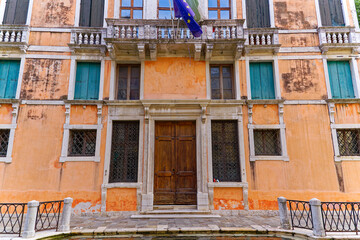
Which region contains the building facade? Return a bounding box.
[0,0,360,213]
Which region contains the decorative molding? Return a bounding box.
[194,44,202,61]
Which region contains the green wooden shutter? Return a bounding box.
[87,62,100,99]
[90,0,104,27]
[14,0,30,24]
[246,0,270,28]
[328,61,354,99]
[250,62,275,99]
[79,0,92,27]
[320,0,344,26]
[74,62,100,100]
[0,60,20,99]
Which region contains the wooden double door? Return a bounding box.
[154,121,197,205]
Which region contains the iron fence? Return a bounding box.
[0,203,26,236]
[35,200,63,232]
[287,200,313,230]
[321,202,360,234]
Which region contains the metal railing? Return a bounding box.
[322,202,360,234]
[287,200,313,230]
[35,200,64,232]
[0,203,26,236]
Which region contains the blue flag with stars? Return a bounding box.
[173,0,203,37]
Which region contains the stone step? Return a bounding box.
[141,209,211,215]
[153,205,197,210]
[131,214,221,219]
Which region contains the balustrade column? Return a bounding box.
[309,198,325,237]
[277,197,291,229]
[21,200,39,238]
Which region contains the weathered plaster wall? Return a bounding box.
[30,0,75,27]
[29,32,71,47]
[20,59,70,100]
[144,58,207,99]
[0,104,13,124]
[251,105,279,125]
[70,105,98,125]
[278,34,319,48]
[106,188,137,211]
[335,104,360,124]
[213,188,244,210]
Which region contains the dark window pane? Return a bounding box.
[220,10,230,19]
[211,89,220,99]
[254,129,281,156]
[122,0,131,7]
[109,121,139,183]
[0,129,10,157]
[223,90,233,99]
[222,66,231,77]
[133,10,143,19]
[220,0,229,7]
[211,67,220,77]
[208,10,218,19]
[130,90,140,100]
[337,129,360,156]
[208,0,217,8]
[211,121,240,182]
[68,130,96,156]
[134,0,143,7]
[159,10,172,19]
[118,89,127,100]
[223,77,232,89]
[121,9,131,18]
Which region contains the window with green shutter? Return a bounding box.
[74,62,100,100]
[250,62,275,99]
[328,61,354,99]
[3,0,30,25]
[0,60,20,99]
[79,0,105,27]
[246,0,270,28]
[319,0,345,26]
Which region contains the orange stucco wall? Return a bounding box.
[29,32,71,47]
[106,188,137,211]
[213,188,244,210]
[144,58,207,99]
[0,104,13,124]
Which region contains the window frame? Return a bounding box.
[210,64,235,100]
[120,0,143,19]
[0,103,18,164]
[208,0,231,19]
[116,64,141,100]
[0,0,34,25]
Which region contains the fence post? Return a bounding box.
[58,197,73,232]
[309,198,325,237]
[21,200,39,238]
[277,197,291,229]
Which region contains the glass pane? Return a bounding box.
[133,10,143,19]
[223,77,232,89]
[211,89,221,99]
[220,10,229,19]
[117,89,127,100]
[220,0,229,7]
[122,0,131,7]
[130,89,140,100]
[222,67,231,78]
[121,9,131,18]
[159,10,173,19]
[211,66,220,78]
[223,89,233,99]
[134,0,143,7]
[159,0,172,7]
[208,10,218,19]
[208,0,217,8]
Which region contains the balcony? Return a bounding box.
[244,28,280,54]
[318,27,360,54]
[0,25,29,53]
[68,28,107,55]
[105,19,245,61]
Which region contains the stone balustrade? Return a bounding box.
[244,28,279,46]
[0,25,28,44]
[70,28,106,45]
[318,27,360,53]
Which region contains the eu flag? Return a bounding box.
[173,0,203,37]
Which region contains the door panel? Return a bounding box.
[154,121,197,205]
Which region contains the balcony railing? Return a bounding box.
[244,28,280,54]
[318,27,359,53]
[69,27,106,54]
[0,25,29,52]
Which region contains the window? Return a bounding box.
[246,0,270,28]
[116,65,140,100]
[3,0,29,25]
[121,0,143,19]
[254,129,281,156]
[250,62,275,99]
[79,0,105,27]
[337,129,360,156]
[0,60,20,99]
[208,0,231,19]
[158,0,173,19]
[319,0,345,26]
[0,129,10,157]
[68,130,97,156]
[74,62,100,100]
[210,65,234,99]
[211,121,241,182]
[328,61,354,99]
[109,121,139,183]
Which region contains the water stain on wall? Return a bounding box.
[275,2,316,29]
[45,0,73,26]
[21,59,62,100]
[282,60,317,93]
[26,109,47,121]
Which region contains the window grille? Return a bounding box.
[0,129,10,157]
[210,65,234,100]
[337,129,360,156]
[109,121,139,183]
[254,129,281,156]
[211,121,241,182]
[68,130,96,156]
